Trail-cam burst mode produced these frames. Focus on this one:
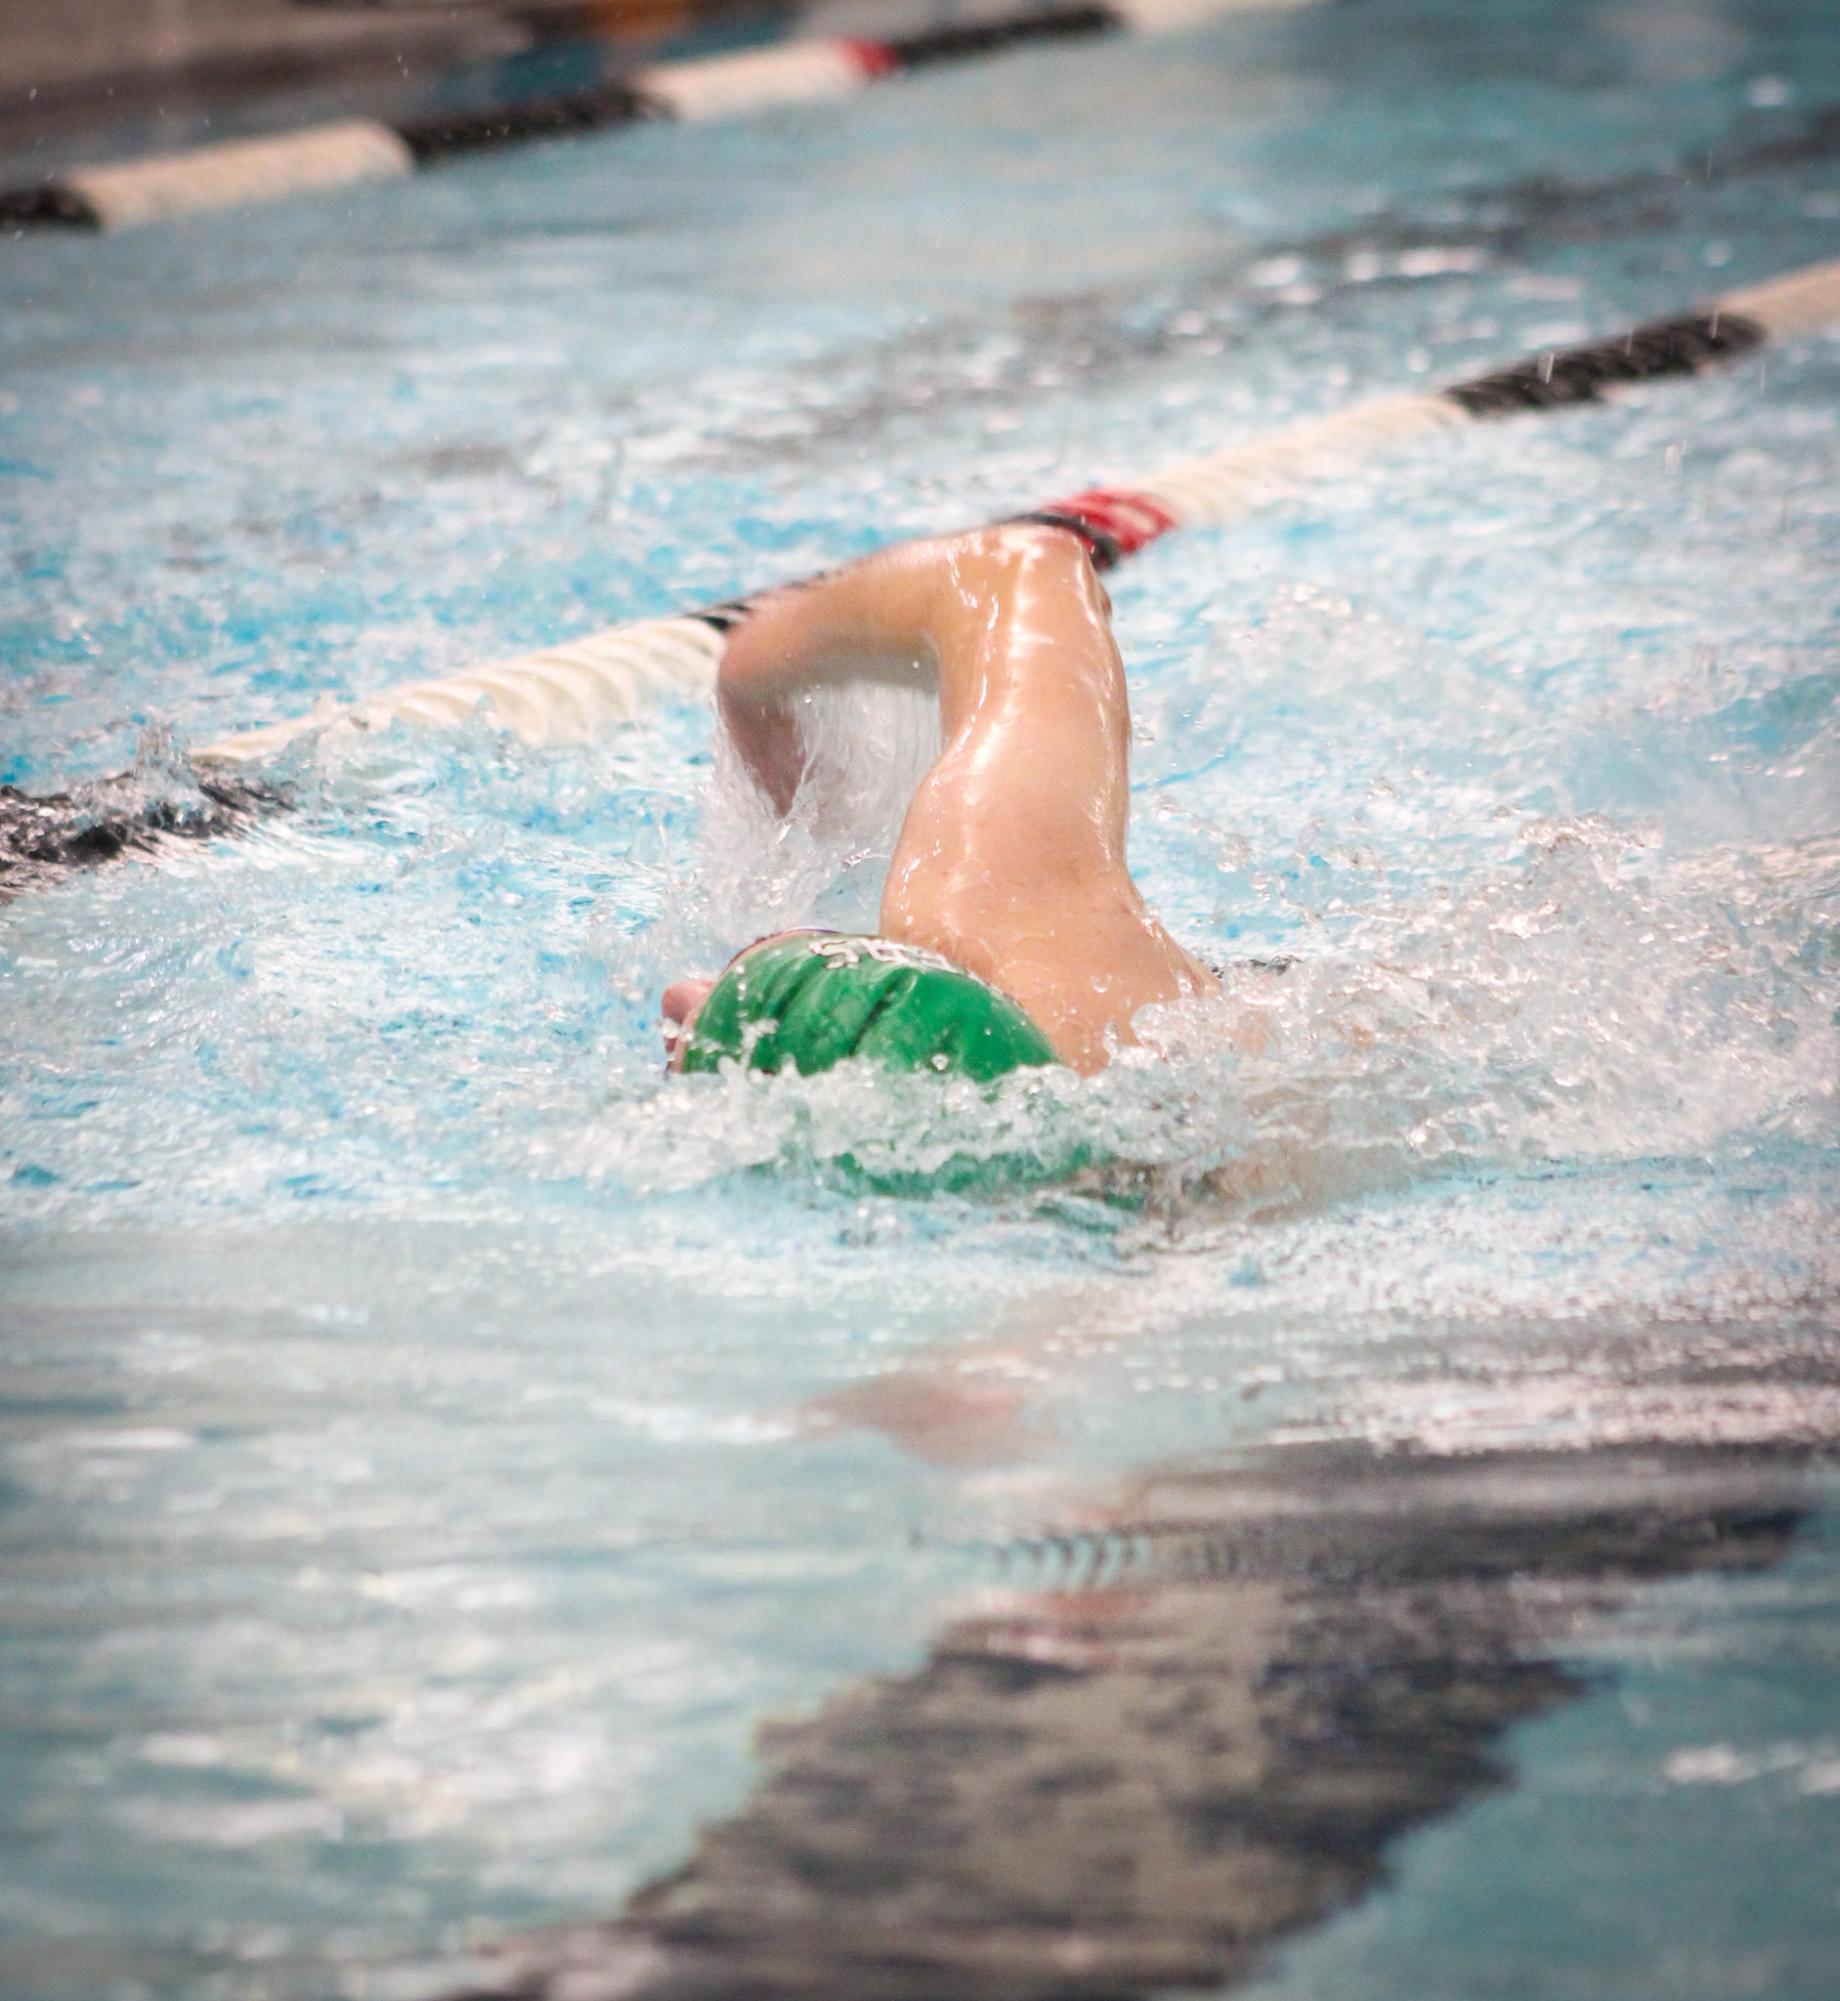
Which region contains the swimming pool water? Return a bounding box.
[3,0,1838,1994]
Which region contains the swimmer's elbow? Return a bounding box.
[935,521,1090,577]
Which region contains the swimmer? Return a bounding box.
[663,523,1229,1079]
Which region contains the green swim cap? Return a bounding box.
[677,932,1057,1083]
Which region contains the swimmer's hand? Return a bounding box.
[717,540,988,813]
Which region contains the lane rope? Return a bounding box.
[184,257,1840,769]
[0,0,1318,234]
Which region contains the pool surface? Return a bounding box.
[3,0,1838,1995]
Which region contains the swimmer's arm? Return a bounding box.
[716,530,1043,812]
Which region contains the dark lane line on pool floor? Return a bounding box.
[449,1403,1836,2001]
[633,97,1840,477]
[158,92,1827,494]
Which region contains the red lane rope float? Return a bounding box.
[837,39,903,84]
[1016,489,1185,568]
[0,0,1320,235]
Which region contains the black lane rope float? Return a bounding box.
[1,255,1835,896]
[0,0,1318,235]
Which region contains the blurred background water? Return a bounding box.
[2,0,1838,1994]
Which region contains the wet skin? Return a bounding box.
[663,526,1222,1073]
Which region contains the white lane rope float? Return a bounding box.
[1,0,1320,234]
[1,255,1836,889]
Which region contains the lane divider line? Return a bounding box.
[182,257,1839,769]
[1,0,1318,235]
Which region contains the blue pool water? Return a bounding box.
[3,0,1839,1994]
